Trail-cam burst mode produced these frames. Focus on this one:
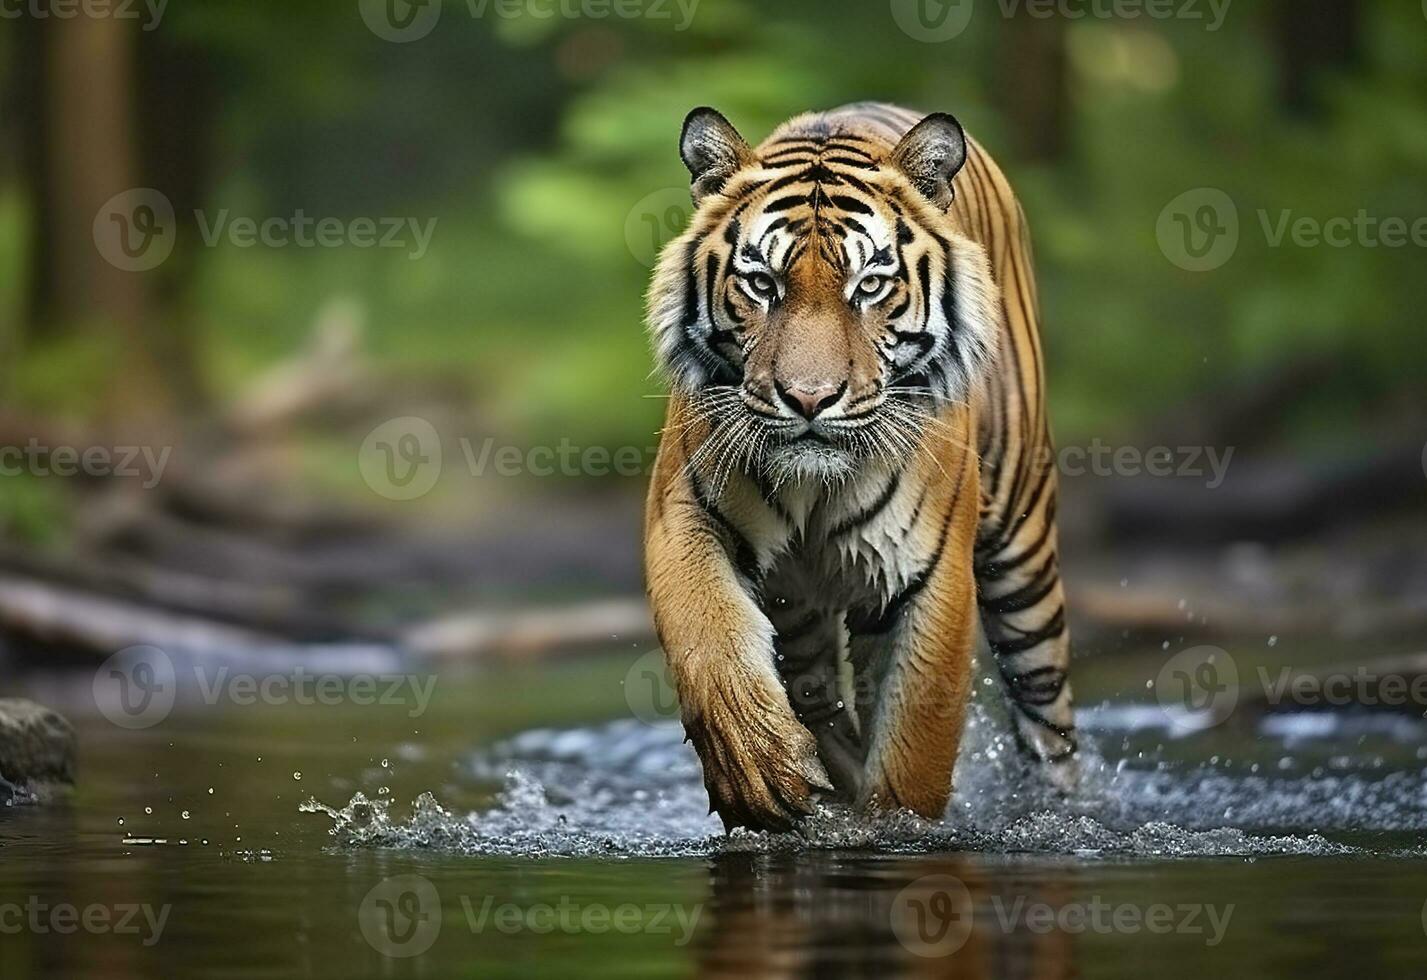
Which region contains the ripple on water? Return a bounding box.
[301,703,1427,859]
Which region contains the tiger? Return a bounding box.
[643,102,1076,832]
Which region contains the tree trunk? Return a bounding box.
[996,11,1068,163]
[1275,0,1362,117]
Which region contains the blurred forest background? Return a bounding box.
[0,0,1425,669]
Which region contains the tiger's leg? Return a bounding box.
[974,458,1078,781]
[849,462,981,820]
[645,458,833,832]
[766,599,864,800]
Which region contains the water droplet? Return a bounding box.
[292,772,302,781]
[1267,635,1278,647]
[181,811,191,820]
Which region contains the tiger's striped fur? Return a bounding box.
[644,102,1075,831]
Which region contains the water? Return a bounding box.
[3,652,1427,977]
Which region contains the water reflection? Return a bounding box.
[697,852,1074,978]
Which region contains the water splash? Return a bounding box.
[302,702,1427,859]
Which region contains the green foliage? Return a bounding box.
[6,0,1426,459]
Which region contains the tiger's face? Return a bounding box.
[648,108,1000,486]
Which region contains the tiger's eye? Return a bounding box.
[858,276,886,296]
[745,272,776,296]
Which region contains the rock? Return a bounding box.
[0,699,77,792]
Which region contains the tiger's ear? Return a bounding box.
[680,107,757,204]
[891,113,968,210]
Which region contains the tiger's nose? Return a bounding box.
[775,380,845,420]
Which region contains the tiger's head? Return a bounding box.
[648,107,1000,486]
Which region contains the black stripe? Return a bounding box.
[827,194,872,215]
[988,606,1066,657]
[689,470,761,585]
[830,473,900,537]
[776,610,823,645]
[978,553,1059,615]
[764,195,807,213]
[1000,665,1067,707]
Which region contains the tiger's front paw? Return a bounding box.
[683,675,833,833]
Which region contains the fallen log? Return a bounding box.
[403,598,655,661]
[0,572,282,657]
[1069,581,1427,642]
